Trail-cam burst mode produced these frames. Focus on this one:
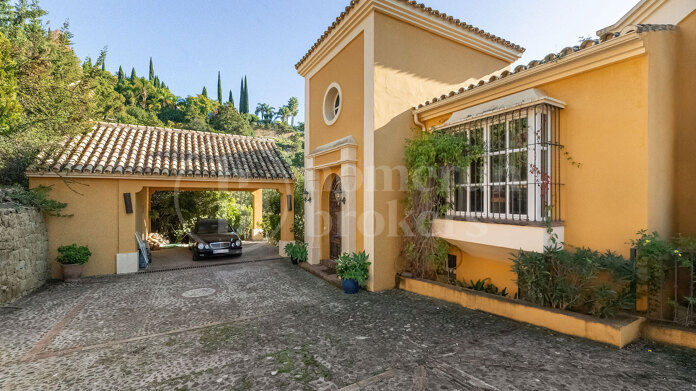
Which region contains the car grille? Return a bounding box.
[210,242,231,249]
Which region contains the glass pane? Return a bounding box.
[470,127,484,146]
[490,155,506,183]
[490,185,506,214]
[509,151,527,182]
[490,123,506,152]
[509,118,528,149]
[470,159,483,184]
[454,186,466,212]
[470,186,483,212]
[453,166,464,185]
[510,184,528,215]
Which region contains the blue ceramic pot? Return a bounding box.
[341,279,360,294]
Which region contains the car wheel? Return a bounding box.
[192,252,200,262]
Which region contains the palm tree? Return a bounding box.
[255,103,269,123]
[287,97,299,126]
[265,106,275,125]
[276,106,291,124]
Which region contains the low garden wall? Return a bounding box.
[398,275,646,348]
[0,205,49,305]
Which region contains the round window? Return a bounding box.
[323,83,342,125]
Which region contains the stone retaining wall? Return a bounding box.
[0,205,49,304]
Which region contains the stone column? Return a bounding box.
[251,189,263,241]
[341,162,357,255]
[305,167,321,264]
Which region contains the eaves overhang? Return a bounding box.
[413,31,647,122]
[296,0,524,77]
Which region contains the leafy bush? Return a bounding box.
[261,213,280,245]
[284,242,307,262]
[336,251,371,287]
[1,185,68,216]
[401,130,483,279]
[511,245,635,318]
[56,244,91,265]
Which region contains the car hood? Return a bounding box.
[190,233,240,243]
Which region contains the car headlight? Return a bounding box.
[197,243,205,250]
[235,240,242,247]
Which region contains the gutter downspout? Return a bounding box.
[413,111,426,132]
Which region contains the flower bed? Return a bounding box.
[398,274,645,348]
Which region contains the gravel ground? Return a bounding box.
[1,251,695,390]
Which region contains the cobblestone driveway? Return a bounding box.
[1,258,696,390]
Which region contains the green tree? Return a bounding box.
[211,102,253,136]
[0,4,95,185]
[238,77,245,113]
[148,57,154,81]
[217,71,222,104]
[130,67,136,82]
[242,76,249,114]
[117,65,124,81]
[228,90,234,106]
[201,86,208,98]
[0,32,21,134]
[287,97,299,126]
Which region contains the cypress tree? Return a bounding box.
[117,66,124,81]
[239,78,244,112]
[149,57,154,81]
[101,59,105,71]
[154,76,160,88]
[228,90,234,106]
[130,67,137,82]
[217,71,222,104]
[202,86,208,97]
[242,76,249,114]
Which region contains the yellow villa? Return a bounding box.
[298,0,696,293]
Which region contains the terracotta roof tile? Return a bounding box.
[29,122,293,180]
[296,0,524,70]
[414,24,676,110]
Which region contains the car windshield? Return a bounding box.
[194,221,233,234]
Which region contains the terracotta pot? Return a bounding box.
[62,263,83,281]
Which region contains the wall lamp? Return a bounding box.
[303,190,312,203]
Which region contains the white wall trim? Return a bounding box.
[433,219,564,253]
[363,13,376,290]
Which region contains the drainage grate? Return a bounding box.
[137,257,286,274]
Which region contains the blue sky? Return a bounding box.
[40,0,637,123]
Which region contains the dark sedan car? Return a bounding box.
[188,219,242,261]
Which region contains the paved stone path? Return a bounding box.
[1,257,696,390]
[148,242,281,271]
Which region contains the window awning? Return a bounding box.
[440,88,566,128]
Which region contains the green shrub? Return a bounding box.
[511,245,635,318]
[284,241,308,262]
[56,244,92,265]
[0,185,68,216]
[336,251,371,287]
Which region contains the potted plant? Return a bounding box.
[56,244,92,281]
[336,251,371,294]
[284,242,308,265]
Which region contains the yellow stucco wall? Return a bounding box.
[370,12,512,290]
[420,54,653,291]
[309,33,365,255]
[29,175,293,278]
[674,10,696,235]
[28,177,121,277]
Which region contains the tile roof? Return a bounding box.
[295,0,524,70]
[29,122,293,180]
[414,24,676,111]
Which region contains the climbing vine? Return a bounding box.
[400,129,483,278]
